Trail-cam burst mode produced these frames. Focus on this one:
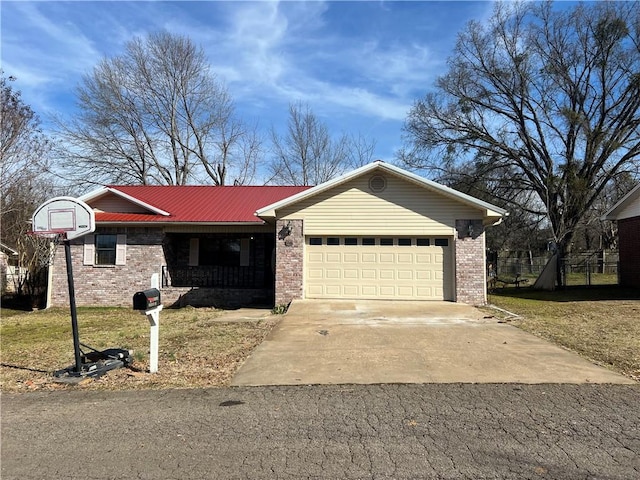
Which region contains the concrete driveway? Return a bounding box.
[231,300,634,386]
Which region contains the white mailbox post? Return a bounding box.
[133,274,163,374]
[146,304,162,374]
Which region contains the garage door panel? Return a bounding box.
[361,285,377,296]
[416,254,432,264]
[343,253,359,263]
[307,285,324,296]
[362,253,376,263]
[343,269,359,279]
[306,239,451,301]
[325,285,341,295]
[397,270,413,280]
[397,253,413,263]
[308,268,324,279]
[398,286,416,297]
[361,269,376,279]
[379,253,394,263]
[379,285,395,296]
[416,270,431,280]
[379,269,395,280]
[326,269,341,279]
[326,253,341,263]
[416,286,432,297]
[309,252,324,262]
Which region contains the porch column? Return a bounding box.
[455,219,487,305]
[275,219,304,306]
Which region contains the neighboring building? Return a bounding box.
[48,161,507,308]
[1,243,19,294]
[602,184,640,289]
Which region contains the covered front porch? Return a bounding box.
[161,229,276,307]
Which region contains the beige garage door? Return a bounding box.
[305,236,452,300]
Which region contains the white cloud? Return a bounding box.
[1,0,491,152]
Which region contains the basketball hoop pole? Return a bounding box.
[32,196,133,381]
[63,238,83,374]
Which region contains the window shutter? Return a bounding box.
[189,238,199,266]
[240,238,250,267]
[115,234,127,265]
[83,235,95,265]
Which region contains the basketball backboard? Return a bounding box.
[31,196,96,240]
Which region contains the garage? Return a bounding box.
[305,236,453,300]
[256,161,507,306]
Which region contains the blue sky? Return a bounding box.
[1,1,495,171]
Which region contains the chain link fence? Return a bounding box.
[491,251,619,288]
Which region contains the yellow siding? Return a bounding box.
[278,174,483,235]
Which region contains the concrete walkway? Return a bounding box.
[231,299,635,386]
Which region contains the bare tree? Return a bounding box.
[401,1,640,278]
[1,74,57,305]
[0,74,51,195]
[346,133,378,169]
[56,31,258,186]
[199,118,263,186]
[268,102,376,185]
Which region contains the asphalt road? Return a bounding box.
[2,384,639,479]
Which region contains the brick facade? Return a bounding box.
[161,286,273,308]
[618,217,640,289]
[274,219,304,306]
[454,219,486,305]
[51,228,165,307]
[50,228,275,308]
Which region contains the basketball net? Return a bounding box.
[27,231,66,268]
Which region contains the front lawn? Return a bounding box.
[0,306,277,392]
[486,286,640,381]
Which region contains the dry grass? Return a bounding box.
[485,286,640,381]
[0,306,278,393]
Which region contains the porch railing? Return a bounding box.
[162,265,267,289]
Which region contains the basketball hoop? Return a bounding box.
[29,196,95,269]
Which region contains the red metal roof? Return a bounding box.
[93,185,310,224]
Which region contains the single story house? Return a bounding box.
[49,161,507,308]
[602,183,640,289]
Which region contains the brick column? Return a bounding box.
[455,219,486,305]
[275,219,304,306]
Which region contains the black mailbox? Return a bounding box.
[133,288,161,310]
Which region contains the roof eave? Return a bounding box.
[255,160,508,219]
[601,184,640,221]
[94,221,267,227]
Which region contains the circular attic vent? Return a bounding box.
[369,175,387,193]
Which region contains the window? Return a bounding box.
[435,238,449,247]
[362,238,375,246]
[95,234,117,265]
[398,238,411,246]
[327,237,340,246]
[417,238,430,246]
[84,233,126,266]
[188,235,252,267]
[199,237,241,266]
[344,238,357,246]
[309,237,322,246]
[380,238,393,246]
